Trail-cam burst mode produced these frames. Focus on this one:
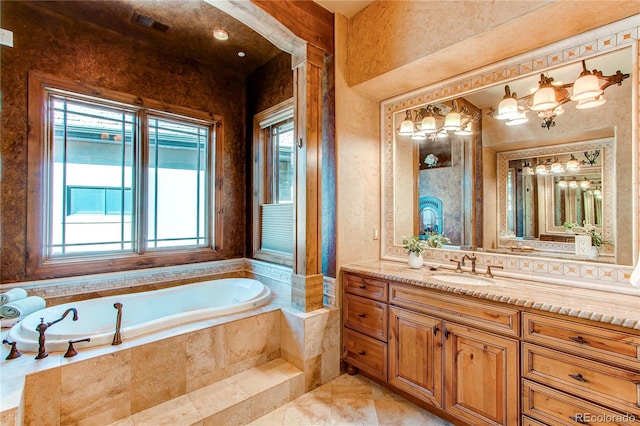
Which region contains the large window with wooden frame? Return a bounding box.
[27,72,223,278]
[252,98,295,265]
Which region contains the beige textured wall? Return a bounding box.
[335,14,381,272]
[347,1,640,100]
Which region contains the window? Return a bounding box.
[252,99,295,265]
[27,72,223,278]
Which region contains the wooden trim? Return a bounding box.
[251,98,295,263]
[251,0,334,54]
[25,71,224,280]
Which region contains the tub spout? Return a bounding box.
[112,303,123,345]
[36,308,78,359]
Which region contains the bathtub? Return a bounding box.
[8,278,271,353]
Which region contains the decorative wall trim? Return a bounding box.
[1,259,293,300]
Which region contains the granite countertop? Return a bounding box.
[341,260,640,331]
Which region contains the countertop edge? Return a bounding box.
[341,265,640,331]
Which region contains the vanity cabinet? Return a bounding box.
[521,312,640,425]
[389,283,519,426]
[342,273,389,381]
[342,269,640,425]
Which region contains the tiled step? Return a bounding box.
[110,358,304,426]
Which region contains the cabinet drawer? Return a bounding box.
[523,312,640,371]
[523,380,637,425]
[389,283,519,337]
[523,343,640,416]
[522,416,548,426]
[344,273,388,302]
[344,293,388,341]
[343,329,387,381]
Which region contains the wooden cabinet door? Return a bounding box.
[389,307,443,407]
[444,322,519,426]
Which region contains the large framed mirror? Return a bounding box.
[382,20,636,267]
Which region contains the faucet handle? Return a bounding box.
[64,338,91,358]
[2,339,22,360]
[485,265,504,278]
[450,258,462,273]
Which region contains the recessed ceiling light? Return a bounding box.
[213,29,229,41]
[237,51,246,58]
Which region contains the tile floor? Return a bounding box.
[249,373,453,426]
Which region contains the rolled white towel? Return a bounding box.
[0,288,28,305]
[0,296,46,319]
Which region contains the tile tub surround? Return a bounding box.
[0,293,340,425]
[342,260,640,331]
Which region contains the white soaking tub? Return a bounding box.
[8,278,271,353]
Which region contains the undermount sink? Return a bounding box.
[430,273,493,286]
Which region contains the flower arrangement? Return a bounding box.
[563,221,577,231]
[424,232,451,248]
[582,223,605,247]
[402,236,427,256]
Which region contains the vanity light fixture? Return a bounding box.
[558,180,568,188]
[493,60,629,131]
[569,179,579,189]
[550,158,565,174]
[566,154,581,172]
[580,177,591,190]
[397,101,481,141]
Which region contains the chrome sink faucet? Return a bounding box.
[461,254,477,274]
[35,308,78,359]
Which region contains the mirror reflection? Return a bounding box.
[388,46,633,265]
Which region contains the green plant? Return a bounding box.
[563,221,577,230]
[402,236,427,256]
[424,232,451,248]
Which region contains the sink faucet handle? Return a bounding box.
[450,258,463,273]
[485,264,504,278]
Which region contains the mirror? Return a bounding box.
[496,138,614,261]
[382,34,634,266]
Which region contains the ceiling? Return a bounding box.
[25,0,284,76]
[25,0,374,77]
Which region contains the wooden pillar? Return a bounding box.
[291,43,324,312]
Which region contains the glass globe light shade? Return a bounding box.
[570,73,603,101]
[580,178,591,190]
[530,86,559,112]
[575,96,607,110]
[437,130,448,138]
[566,155,581,171]
[558,180,568,188]
[496,97,519,120]
[505,112,529,126]
[550,160,564,174]
[454,123,472,136]
[398,114,414,136]
[443,111,461,131]
[569,179,579,189]
[420,116,437,134]
[535,164,548,175]
[411,132,427,141]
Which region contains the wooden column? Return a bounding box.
[291,43,324,312]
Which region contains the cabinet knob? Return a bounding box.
[444,329,450,339]
[568,373,588,383]
[358,350,366,356]
[569,335,588,344]
[358,313,366,318]
[358,284,366,289]
[433,326,439,336]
